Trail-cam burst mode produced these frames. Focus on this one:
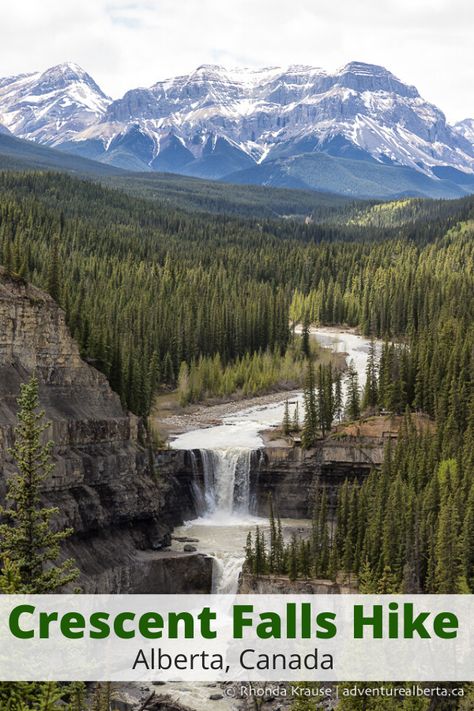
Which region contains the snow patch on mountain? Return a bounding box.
[454,118,474,145]
[0,63,111,145]
[0,60,473,193]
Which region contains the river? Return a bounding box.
[171,328,374,452]
[170,327,377,592]
[160,329,376,709]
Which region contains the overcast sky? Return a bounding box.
[1,0,472,122]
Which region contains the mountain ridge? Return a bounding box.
[0,60,473,198]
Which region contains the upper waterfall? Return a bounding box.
[194,448,253,521]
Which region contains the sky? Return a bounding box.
[0,0,472,123]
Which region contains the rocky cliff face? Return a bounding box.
[254,439,384,518]
[162,437,385,522]
[0,268,212,593]
[238,571,357,594]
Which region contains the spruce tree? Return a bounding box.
[435,495,464,593]
[462,484,474,590]
[289,534,298,582]
[358,559,376,593]
[362,338,378,410]
[282,399,291,435]
[345,361,361,421]
[0,376,80,708]
[334,371,343,421]
[292,401,300,432]
[47,234,61,304]
[0,376,79,593]
[302,359,318,448]
[301,316,311,359]
[245,532,254,571]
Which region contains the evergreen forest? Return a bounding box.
[0,169,474,707]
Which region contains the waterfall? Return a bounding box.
[212,553,246,594]
[192,448,253,518]
[188,451,206,516]
[185,448,255,592]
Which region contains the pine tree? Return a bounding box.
[0,376,79,593]
[245,532,254,571]
[376,565,399,594]
[345,360,361,421]
[47,233,61,304]
[0,682,65,711]
[362,338,378,410]
[301,316,311,359]
[334,371,343,421]
[299,539,311,579]
[67,682,87,711]
[253,527,267,576]
[268,494,277,573]
[0,376,80,708]
[275,515,284,573]
[289,534,298,581]
[302,359,318,448]
[435,495,464,593]
[292,401,300,431]
[462,485,474,590]
[358,558,376,593]
[282,399,291,435]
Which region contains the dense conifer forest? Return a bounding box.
[0,171,472,414]
[1,169,473,595]
[0,169,473,707]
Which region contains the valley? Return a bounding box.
[1,0,473,707]
[0,165,473,710]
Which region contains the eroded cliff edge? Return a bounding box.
[0,268,212,593]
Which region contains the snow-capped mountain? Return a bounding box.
[0,61,473,198]
[0,63,111,145]
[454,118,474,145]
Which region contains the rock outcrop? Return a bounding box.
[252,439,385,518]
[0,268,212,593]
[239,570,357,594]
[156,436,386,524]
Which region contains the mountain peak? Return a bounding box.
[1,60,472,197]
[194,64,227,75]
[335,61,419,98]
[0,61,111,145]
[37,62,109,97]
[338,61,392,76]
[454,118,474,143]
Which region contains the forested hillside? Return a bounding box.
[0,169,473,711]
[0,134,358,219]
[0,172,473,422]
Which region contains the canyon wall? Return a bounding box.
[172,440,385,522]
[239,570,357,594]
[252,439,385,517]
[0,269,212,593]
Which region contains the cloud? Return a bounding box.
[0,0,471,122]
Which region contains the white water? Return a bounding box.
[172,328,377,452]
[198,448,252,518]
[170,328,378,594]
[171,516,311,593]
[164,329,376,710]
